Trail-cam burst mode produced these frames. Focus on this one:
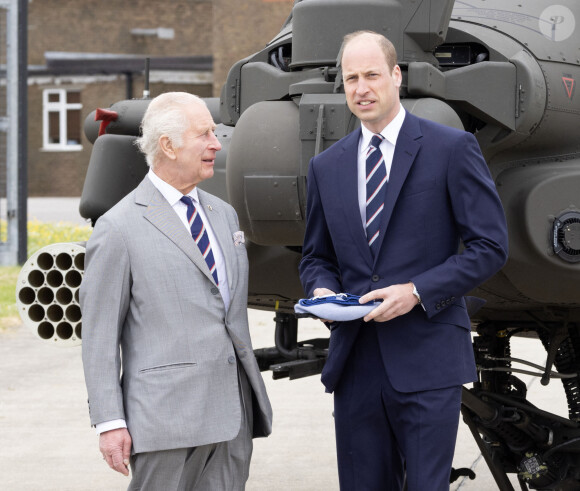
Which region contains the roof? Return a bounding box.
[27,52,213,76]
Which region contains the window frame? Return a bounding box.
[42,88,83,151]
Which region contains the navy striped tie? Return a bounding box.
[366,134,387,256]
[180,196,219,285]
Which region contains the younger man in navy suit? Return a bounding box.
[299,31,508,490]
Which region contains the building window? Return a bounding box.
[42,89,83,151]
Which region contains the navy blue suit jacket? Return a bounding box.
[299,112,508,394]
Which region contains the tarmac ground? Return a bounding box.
[0,198,572,490]
[0,312,570,491]
[25,197,92,226]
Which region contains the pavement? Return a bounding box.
[0,198,571,490]
[25,197,91,226]
[0,313,569,491]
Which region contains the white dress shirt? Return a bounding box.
[357,106,406,227]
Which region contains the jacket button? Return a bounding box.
[211,287,219,295]
[436,303,441,310]
[228,356,236,364]
[372,275,380,282]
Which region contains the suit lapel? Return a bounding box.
[136,177,217,285]
[337,129,374,269]
[373,113,422,260]
[198,189,236,290]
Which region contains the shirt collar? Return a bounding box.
[147,168,199,206]
[360,105,406,153]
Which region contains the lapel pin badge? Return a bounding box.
[207,205,213,211]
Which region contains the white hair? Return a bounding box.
[135,92,205,167]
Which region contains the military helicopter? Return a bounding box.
[16,0,580,488]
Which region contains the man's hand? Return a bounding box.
[100,428,132,476]
[360,282,418,323]
[313,287,336,297]
[312,287,336,323]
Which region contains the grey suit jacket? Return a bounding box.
[81,176,272,454]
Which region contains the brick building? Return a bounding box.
[26,0,293,196]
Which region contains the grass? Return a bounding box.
[27,220,93,257]
[0,266,21,329]
[0,220,92,331]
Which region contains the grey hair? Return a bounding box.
[135,92,205,167]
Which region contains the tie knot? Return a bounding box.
[370,134,384,149]
[180,195,194,207]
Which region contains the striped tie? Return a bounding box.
[180,196,219,285]
[366,134,387,257]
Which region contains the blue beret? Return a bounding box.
[294,293,382,321]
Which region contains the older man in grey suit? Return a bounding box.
[81,91,272,490]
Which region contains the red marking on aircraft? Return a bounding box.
[562,76,575,99]
[95,108,119,136]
